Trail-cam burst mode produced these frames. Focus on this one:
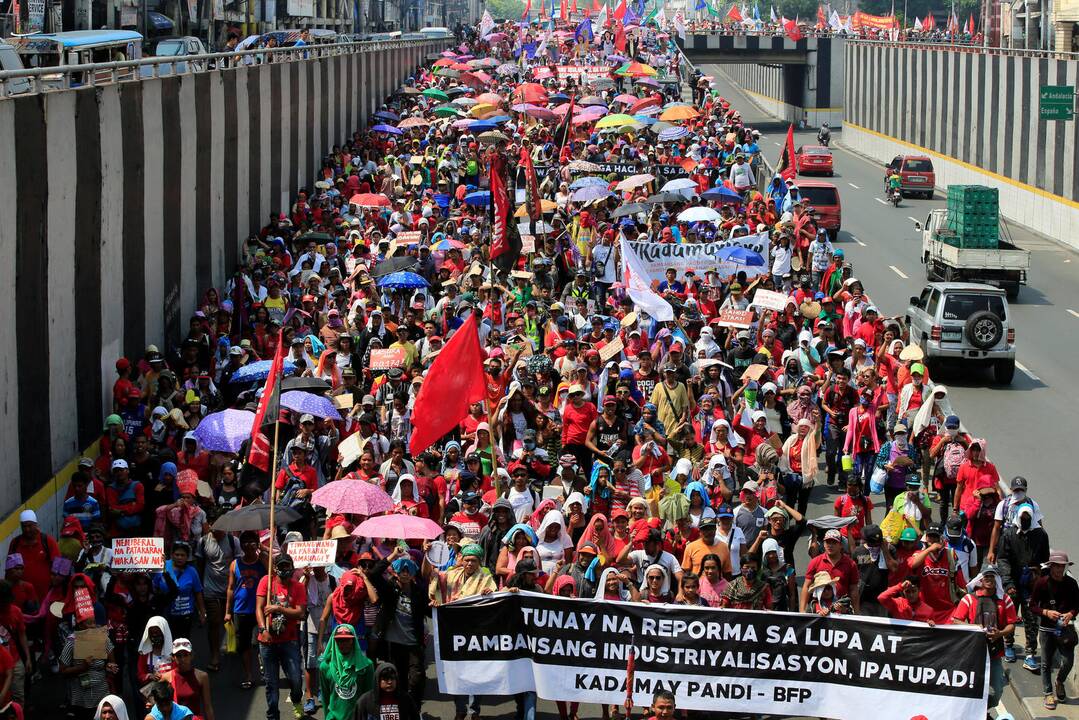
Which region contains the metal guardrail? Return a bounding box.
[0,37,443,98]
[846,37,1079,61]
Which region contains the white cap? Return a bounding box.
[172,638,193,654]
[111,459,129,470]
[18,510,37,524]
[299,413,315,424]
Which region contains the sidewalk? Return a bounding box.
[1003,625,1079,720]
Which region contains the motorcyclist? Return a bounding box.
[886,171,902,200]
[817,122,831,146]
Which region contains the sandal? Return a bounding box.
[241,680,254,690]
[1046,694,1058,710]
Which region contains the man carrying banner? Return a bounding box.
[952,566,1017,712]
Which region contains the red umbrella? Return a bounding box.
[451,62,472,71]
[350,193,391,208]
[434,58,455,67]
[514,83,549,104]
[629,96,661,114]
[353,514,446,540]
[311,480,394,516]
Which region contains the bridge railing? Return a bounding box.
[846,37,1079,61]
[0,37,444,98]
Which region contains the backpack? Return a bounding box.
[941,441,965,482]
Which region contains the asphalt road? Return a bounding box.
[702,63,1079,558]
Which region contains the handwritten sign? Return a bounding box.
[750,289,792,313]
[520,234,536,253]
[395,231,423,246]
[333,394,355,410]
[111,537,165,571]
[714,308,754,329]
[598,337,624,363]
[75,626,109,660]
[370,347,406,370]
[287,540,338,568]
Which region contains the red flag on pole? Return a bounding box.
[572,0,578,13]
[614,19,627,51]
[726,4,743,22]
[783,16,804,41]
[247,329,286,472]
[561,0,568,21]
[522,0,531,18]
[816,4,826,28]
[591,0,601,11]
[613,0,627,21]
[407,313,487,455]
[966,14,974,32]
[489,153,511,261]
[776,124,797,181]
[521,147,543,222]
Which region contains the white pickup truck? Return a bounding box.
[913,209,1030,300]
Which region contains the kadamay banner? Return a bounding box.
[434,593,988,720]
[628,232,771,278]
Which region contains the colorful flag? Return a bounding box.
[776,123,797,180]
[560,0,568,22]
[816,3,826,28]
[523,0,532,17]
[672,9,685,37]
[613,0,627,21]
[770,4,777,22]
[619,235,674,321]
[694,0,706,10]
[480,9,495,34]
[490,153,511,262]
[247,329,286,472]
[707,0,724,18]
[966,14,974,32]
[726,4,742,21]
[575,16,594,41]
[783,16,804,40]
[408,313,487,455]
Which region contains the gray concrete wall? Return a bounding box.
[0,39,442,527]
[843,41,1079,245]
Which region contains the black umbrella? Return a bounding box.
[281,376,331,394]
[371,256,419,277]
[646,192,687,204]
[611,202,649,219]
[213,503,301,532]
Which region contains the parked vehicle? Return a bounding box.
[9,30,143,88]
[914,209,1029,299]
[795,145,833,176]
[884,155,936,198]
[417,26,453,39]
[795,180,841,241]
[142,35,208,77]
[0,42,31,95]
[906,282,1016,384]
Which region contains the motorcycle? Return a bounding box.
[888,187,902,207]
[817,127,831,147]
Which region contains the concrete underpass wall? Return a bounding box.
[0,39,441,536]
[844,42,1079,245]
[723,63,793,120]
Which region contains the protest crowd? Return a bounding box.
[2,10,1073,720]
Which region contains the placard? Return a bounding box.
[626,233,770,279]
[287,540,337,568]
[75,626,109,660]
[741,364,769,383]
[338,432,366,468]
[370,347,407,370]
[111,537,165,571]
[598,337,624,363]
[749,289,791,313]
[333,395,355,410]
[521,234,536,253]
[714,309,754,329]
[395,230,424,246]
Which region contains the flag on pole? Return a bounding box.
[555,94,575,150]
[408,313,487,455]
[694,0,706,11]
[783,16,804,40]
[521,148,543,222]
[523,0,532,18]
[575,16,594,41]
[247,329,286,472]
[966,14,974,32]
[725,3,742,21]
[620,235,675,322]
[489,153,512,262]
[752,1,760,24]
[707,0,724,18]
[672,9,685,37]
[613,0,627,20]
[480,9,495,34]
[769,4,777,22]
[624,3,639,24]
[913,16,922,29]
[815,3,826,28]
[776,123,797,180]
[560,0,568,23]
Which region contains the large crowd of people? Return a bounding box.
[3,13,1073,720]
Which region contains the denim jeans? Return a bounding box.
[515,692,537,720]
[853,451,875,487]
[260,639,303,720]
[1041,628,1076,695]
[824,422,846,484]
[988,655,1005,709]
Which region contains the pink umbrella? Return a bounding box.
[524,106,556,121]
[311,480,393,516]
[614,93,639,104]
[551,103,580,116]
[353,514,445,540]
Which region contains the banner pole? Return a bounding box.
[266,409,282,598]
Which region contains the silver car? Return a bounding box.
[905,282,1016,384]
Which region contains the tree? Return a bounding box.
[488,0,528,19]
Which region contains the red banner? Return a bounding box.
[851,10,898,30]
[490,153,511,260]
[521,147,543,222]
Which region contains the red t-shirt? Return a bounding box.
[484,368,512,409]
[450,511,488,539]
[917,549,967,623]
[8,533,60,602]
[256,575,307,644]
[561,401,598,446]
[951,593,1018,657]
[274,463,319,492]
[834,494,873,543]
[805,553,860,599]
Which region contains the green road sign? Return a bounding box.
[1040,85,1074,121]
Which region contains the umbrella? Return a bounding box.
[649,121,675,134]
[398,117,429,128]
[622,62,658,77]
[432,105,464,118]
[422,87,450,101]
[646,192,687,204]
[451,118,476,129]
[611,202,649,218]
[635,77,660,88]
[514,199,558,217]
[496,63,520,75]
[614,93,639,104]
[476,92,503,105]
[629,96,662,113]
[192,409,255,453]
[522,106,555,121]
[377,271,429,289]
[659,105,700,121]
[571,186,612,202]
[677,206,722,223]
[469,120,499,132]
[452,97,478,107]
[514,83,549,104]
[478,130,509,143]
[311,480,394,516]
[370,124,402,135]
[579,95,606,106]
[595,113,637,129]
[661,178,698,193]
[370,256,418,277]
[464,191,492,206]
[373,110,399,122]
[281,376,332,393]
[353,514,446,540]
[214,503,302,532]
[229,359,297,384]
[717,246,766,266]
[616,173,655,191]
[395,86,421,96]
[568,159,601,171]
[435,68,460,78]
[570,176,609,189]
[701,186,743,203]
[657,126,688,142]
[470,102,497,117]
[444,87,470,97]
[634,106,662,117]
[633,114,658,125]
[350,193,391,208]
[484,115,511,124]
[551,103,580,116]
[433,57,455,67]
[280,390,342,420]
[431,236,467,250]
[549,92,570,103]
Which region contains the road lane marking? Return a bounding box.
[874,197,887,205]
[1068,309,1079,319]
[1015,361,1041,381]
[849,234,867,246]
[907,216,920,223]
[889,265,909,279]
[772,141,781,146]
[848,183,860,189]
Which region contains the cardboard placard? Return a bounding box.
[741,364,769,383]
[111,537,165,571]
[287,539,337,568]
[370,347,406,370]
[520,234,536,253]
[333,395,355,410]
[598,337,624,363]
[338,432,367,468]
[714,309,755,329]
[74,626,109,660]
[507,342,533,359]
[750,289,792,313]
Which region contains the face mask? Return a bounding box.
[1012,490,1026,501]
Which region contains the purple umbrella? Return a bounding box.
[571,185,612,202]
[192,409,255,453]
[280,391,342,420]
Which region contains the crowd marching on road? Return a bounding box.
[5,11,1075,720]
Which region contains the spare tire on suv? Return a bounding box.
[965,310,1003,350]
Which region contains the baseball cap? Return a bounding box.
[944,415,961,429]
[862,524,883,544]
[699,517,718,529]
[461,491,481,505]
[716,506,734,519]
[299,413,315,424]
[361,395,376,406]
[945,515,965,538]
[1010,476,1028,490]
[910,362,926,375]
[904,473,922,488]
[899,527,919,542]
[172,638,193,654]
[742,480,760,494]
[823,529,842,542]
[111,459,129,470]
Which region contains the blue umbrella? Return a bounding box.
[280,391,342,420]
[484,115,511,124]
[571,185,611,202]
[549,93,569,103]
[469,120,499,132]
[464,191,491,206]
[570,176,609,189]
[229,359,298,384]
[658,126,688,142]
[192,409,255,452]
[370,124,402,135]
[373,110,399,122]
[377,271,430,289]
[633,114,658,125]
[701,186,743,204]
[717,246,765,266]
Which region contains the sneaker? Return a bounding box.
[1023,655,1041,673]
[303,699,318,715]
[1057,680,1067,701]
[293,701,305,719]
[1045,693,1058,710]
[1003,645,1016,663]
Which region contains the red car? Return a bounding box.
[884,155,936,198]
[795,145,834,176]
[795,180,842,241]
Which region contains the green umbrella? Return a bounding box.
[422,87,450,102]
[432,105,464,118]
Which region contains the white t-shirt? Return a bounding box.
[536,537,573,574]
[507,486,537,522]
[717,526,747,575]
[994,494,1043,526]
[627,550,682,585]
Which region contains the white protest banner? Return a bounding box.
[111,537,165,571]
[521,235,536,253]
[287,540,337,568]
[627,232,770,279]
[750,288,791,313]
[435,593,989,720]
[395,231,423,246]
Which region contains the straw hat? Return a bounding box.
[899,344,924,361]
[799,301,821,319]
[808,571,838,592]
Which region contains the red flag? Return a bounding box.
[572,0,577,13]
[591,0,601,11]
[560,0,568,21]
[247,329,286,472]
[776,123,797,181]
[408,313,487,455]
[614,19,627,51]
[490,153,511,260]
[924,13,935,29]
[613,0,627,21]
[816,4,826,28]
[555,94,575,150]
[726,4,743,22]
[966,14,974,32]
[540,0,546,16]
[522,0,531,18]
[783,16,804,41]
[521,147,543,222]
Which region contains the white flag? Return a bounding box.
[480,9,495,36]
[828,9,841,29]
[913,16,923,30]
[769,5,777,22]
[619,235,675,322]
[672,10,686,39]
